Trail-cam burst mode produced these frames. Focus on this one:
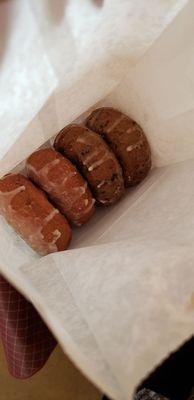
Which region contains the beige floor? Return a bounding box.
[0,345,102,400]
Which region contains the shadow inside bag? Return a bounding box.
[138,336,194,400]
[103,336,194,400]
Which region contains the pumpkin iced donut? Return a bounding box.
[26,148,95,226]
[0,173,71,255]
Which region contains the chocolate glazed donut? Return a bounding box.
[54,124,124,206]
[86,107,151,187]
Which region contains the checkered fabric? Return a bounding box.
[0,275,56,379]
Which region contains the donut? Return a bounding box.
[85,107,151,187]
[0,174,71,255]
[26,148,95,226]
[54,124,124,206]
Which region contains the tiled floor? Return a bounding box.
[0,344,101,400]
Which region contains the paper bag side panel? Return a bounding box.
[106,0,194,168]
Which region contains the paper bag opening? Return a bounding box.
[0,1,194,400]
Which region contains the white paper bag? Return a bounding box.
[0,1,193,399]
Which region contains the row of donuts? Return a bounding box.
[0,107,151,255]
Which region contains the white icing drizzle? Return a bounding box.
[126,140,144,152]
[113,185,122,196]
[89,198,96,208]
[126,125,144,142]
[28,160,80,201]
[126,127,132,134]
[99,199,108,204]
[0,185,25,198]
[28,159,60,178]
[84,149,100,165]
[52,229,61,241]
[106,115,125,133]
[126,125,139,134]
[57,182,89,214]
[44,209,59,223]
[27,163,53,194]
[76,136,89,145]
[73,198,95,226]
[62,183,89,214]
[28,209,61,255]
[0,182,61,255]
[83,148,111,172]
[88,151,111,172]
[55,172,78,196]
[73,182,87,196]
[28,229,58,256]
[28,230,55,255]
[60,176,68,186]
[76,133,112,173]
[126,144,135,152]
[0,186,26,213]
[79,198,95,218]
[60,171,76,187]
[26,163,38,177]
[97,180,106,189]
